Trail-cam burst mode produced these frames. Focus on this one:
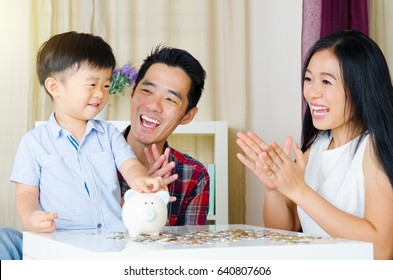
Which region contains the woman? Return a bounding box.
[237,30,393,259]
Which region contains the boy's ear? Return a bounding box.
[44,77,60,98]
[180,107,198,125]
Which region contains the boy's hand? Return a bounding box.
[120,158,177,202]
[130,176,177,202]
[131,176,166,193]
[27,210,58,233]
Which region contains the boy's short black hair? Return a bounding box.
[36,31,116,92]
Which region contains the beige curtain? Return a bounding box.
[369,0,393,73]
[0,0,246,228]
[0,2,32,228]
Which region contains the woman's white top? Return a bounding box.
[298,132,369,236]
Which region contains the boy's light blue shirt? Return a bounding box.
[10,113,134,231]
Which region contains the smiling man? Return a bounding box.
[118,46,209,225]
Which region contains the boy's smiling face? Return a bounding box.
[46,63,112,125]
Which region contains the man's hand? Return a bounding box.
[144,144,178,185]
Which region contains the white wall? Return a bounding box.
[246,0,303,226]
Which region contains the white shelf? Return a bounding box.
[175,121,228,224]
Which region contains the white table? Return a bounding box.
[23,224,373,260]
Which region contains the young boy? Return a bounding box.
[10,31,165,233]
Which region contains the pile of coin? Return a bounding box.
[113,229,326,245]
[261,230,323,244]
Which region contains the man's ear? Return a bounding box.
[130,83,136,99]
[44,77,60,99]
[180,107,198,125]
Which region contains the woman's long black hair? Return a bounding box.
[301,30,393,188]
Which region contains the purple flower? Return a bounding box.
[110,63,138,96]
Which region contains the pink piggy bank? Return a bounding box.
[122,189,170,237]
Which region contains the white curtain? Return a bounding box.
[369,0,393,72]
[0,0,246,228]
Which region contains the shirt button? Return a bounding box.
[97,223,102,228]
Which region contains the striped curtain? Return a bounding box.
[301,0,369,116]
[301,0,322,116]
